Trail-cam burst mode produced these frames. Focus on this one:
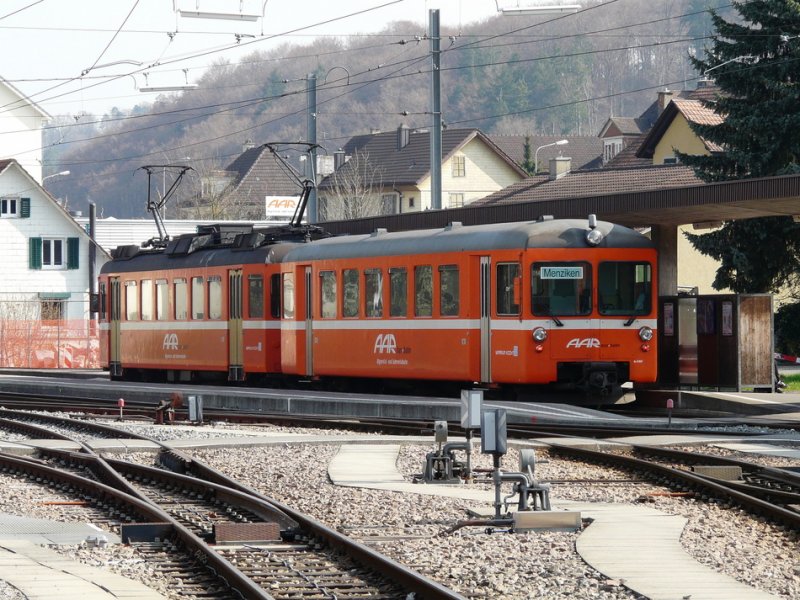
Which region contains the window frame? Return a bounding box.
[451,154,466,177]
[364,268,383,318]
[496,262,521,316]
[248,274,264,319]
[414,265,433,317]
[191,276,205,320]
[41,237,65,270]
[389,267,408,318]
[174,278,188,320]
[342,269,360,318]
[438,264,460,317]
[1,197,19,218]
[319,271,337,319]
[208,276,223,320]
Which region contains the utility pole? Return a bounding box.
[306,73,318,223]
[429,9,442,210]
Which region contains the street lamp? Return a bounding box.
[43,170,70,183]
[534,140,568,174]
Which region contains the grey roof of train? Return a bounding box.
[282,219,653,261]
[101,220,652,274]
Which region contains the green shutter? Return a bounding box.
[20,198,30,218]
[29,237,42,270]
[67,237,79,270]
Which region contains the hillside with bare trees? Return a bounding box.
[43,1,726,218]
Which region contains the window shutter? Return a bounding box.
[67,237,79,269]
[29,237,42,270]
[20,198,30,218]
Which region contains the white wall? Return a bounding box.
[0,85,46,184]
[0,163,106,321]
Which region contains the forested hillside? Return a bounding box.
[43,1,725,218]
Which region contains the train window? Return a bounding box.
[414,265,432,317]
[282,273,295,319]
[389,267,407,317]
[140,280,154,321]
[496,263,521,316]
[343,269,359,318]
[270,274,281,318]
[209,277,222,320]
[174,279,188,320]
[598,262,652,316]
[155,279,169,320]
[531,262,592,316]
[248,275,264,318]
[320,271,336,319]
[365,269,383,318]
[125,281,138,320]
[192,277,204,319]
[439,265,459,316]
[98,282,107,321]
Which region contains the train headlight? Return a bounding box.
[585,228,604,246]
[638,326,654,342]
[532,327,548,342]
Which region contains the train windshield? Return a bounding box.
[598,262,652,316]
[531,262,591,316]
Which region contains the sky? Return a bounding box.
[1,0,513,118]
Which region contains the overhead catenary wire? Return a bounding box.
[17,0,749,175]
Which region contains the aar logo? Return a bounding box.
[373,333,397,354]
[566,337,600,348]
[163,333,180,350]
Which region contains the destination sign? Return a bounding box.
[540,266,583,279]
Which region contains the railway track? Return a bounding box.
[547,442,800,531]
[0,409,463,599]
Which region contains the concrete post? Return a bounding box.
[651,224,678,296]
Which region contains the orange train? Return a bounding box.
[98,215,658,401]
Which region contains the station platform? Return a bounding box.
[329,443,781,600]
[0,517,163,599]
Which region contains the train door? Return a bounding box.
[228,269,244,381]
[480,256,491,382]
[304,266,313,377]
[109,277,122,377]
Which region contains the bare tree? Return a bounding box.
[172,158,237,220]
[318,151,387,222]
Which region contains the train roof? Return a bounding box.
[100,218,653,275]
[281,218,653,262]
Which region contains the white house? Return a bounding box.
[0,77,50,184]
[0,159,109,368]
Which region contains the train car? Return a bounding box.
[98,215,658,401]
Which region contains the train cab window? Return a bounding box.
[598,262,652,316]
[155,280,169,320]
[414,265,432,317]
[439,265,459,316]
[174,279,188,320]
[390,267,407,317]
[365,269,383,318]
[496,263,521,316]
[191,277,204,319]
[125,281,138,320]
[282,273,295,319]
[343,269,359,318]
[320,271,336,319]
[270,274,281,318]
[140,279,154,321]
[248,275,264,319]
[531,262,592,316]
[208,277,222,320]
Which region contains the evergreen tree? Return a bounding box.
[521,136,535,175]
[677,0,800,295]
